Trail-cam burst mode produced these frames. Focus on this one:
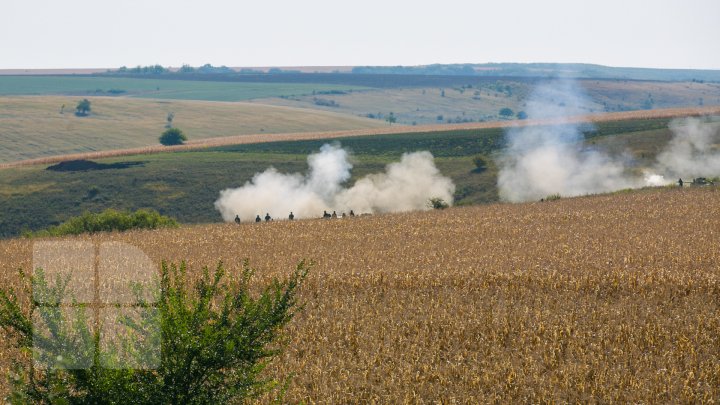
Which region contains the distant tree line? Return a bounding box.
[104,63,720,82]
[115,64,169,74]
[313,98,339,107]
[352,64,478,76]
[108,64,303,76]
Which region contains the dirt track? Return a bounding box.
[2,106,719,169]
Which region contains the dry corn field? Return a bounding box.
[1,187,720,403]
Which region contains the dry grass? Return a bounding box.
[259,80,720,125]
[2,105,720,170]
[0,96,385,164]
[1,187,719,402]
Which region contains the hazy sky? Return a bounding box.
[2,0,719,70]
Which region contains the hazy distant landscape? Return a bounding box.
[1,64,719,245]
[2,64,720,165]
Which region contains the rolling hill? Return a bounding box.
[0,96,385,163]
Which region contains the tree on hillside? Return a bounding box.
[499,107,514,118]
[166,112,175,128]
[75,99,91,116]
[178,64,195,73]
[516,111,528,120]
[386,112,397,124]
[160,127,187,146]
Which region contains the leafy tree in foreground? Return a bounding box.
[159,128,187,146]
[0,260,310,404]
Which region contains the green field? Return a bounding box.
[0,118,690,238]
[0,76,370,101]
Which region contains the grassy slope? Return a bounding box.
[3,76,719,128]
[0,96,386,163]
[257,79,720,125]
[0,76,369,101]
[0,118,693,238]
[1,187,718,402]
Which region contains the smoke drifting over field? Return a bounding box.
[497,81,720,202]
[655,117,720,177]
[497,81,640,202]
[215,144,455,221]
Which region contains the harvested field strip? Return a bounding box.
[2,106,719,169]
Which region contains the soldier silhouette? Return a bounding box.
[255,215,261,223]
[289,212,295,220]
[234,215,240,224]
[265,213,271,222]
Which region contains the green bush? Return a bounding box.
[159,128,187,146]
[472,155,490,173]
[428,197,450,210]
[544,194,561,201]
[499,107,514,118]
[25,208,178,237]
[0,260,310,404]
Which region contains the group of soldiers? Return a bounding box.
[233,209,356,224]
[322,210,355,219]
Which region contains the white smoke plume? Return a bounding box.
[654,117,720,178]
[497,80,642,202]
[214,144,455,221]
[497,79,720,202]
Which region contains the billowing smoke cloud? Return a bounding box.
[654,117,720,178]
[497,80,642,202]
[497,80,720,202]
[214,144,455,221]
